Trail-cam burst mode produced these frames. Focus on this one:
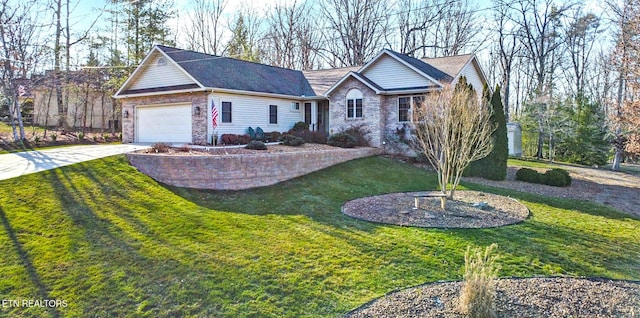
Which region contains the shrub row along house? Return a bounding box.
[114,45,487,151]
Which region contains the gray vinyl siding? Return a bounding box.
[361,54,434,90]
[130,53,196,90]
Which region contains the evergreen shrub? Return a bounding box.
[466,85,508,181]
[245,140,267,150]
[327,132,357,148]
[281,134,305,147]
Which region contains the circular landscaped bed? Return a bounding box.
[342,190,529,229]
[344,277,640,317]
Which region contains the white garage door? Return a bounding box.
[137,104,192,143]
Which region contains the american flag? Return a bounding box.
[211,100,218,130]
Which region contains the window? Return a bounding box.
[346,89,363,119]
[269,105,278,124]
[291,102,300,111]
[398,97,410,122]
[221,101,232,123]
[157,57,167,66]
[397,95,426,122]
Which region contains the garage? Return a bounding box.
[136,104,192,143]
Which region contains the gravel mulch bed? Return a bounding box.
[463,166,640,219]
[345,277,640,318]
[342,191,529,228]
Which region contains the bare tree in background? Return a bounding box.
[431,0,483,56]
[562,10,601,99]
[183,0,227,55]
[608,0,640,164]
[51,0,102,128]
[411,81,495,209]
[319,0,388,67]
[491,0,521,121]
[397,0,447,57]
[263,1,319,70]
[226,8,264,62]
[396,0,482,58]
[511,0,573,159]
[0,0,45,141]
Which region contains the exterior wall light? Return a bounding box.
[195,106,201,116]
[123,110,129,118]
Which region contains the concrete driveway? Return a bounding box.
[0,144,150,181]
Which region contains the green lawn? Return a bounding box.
[0,156,638,317]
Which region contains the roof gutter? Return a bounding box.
[210,87,323,101]
[113,87,210,99]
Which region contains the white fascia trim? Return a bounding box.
[382,87,441,95]
[324,72,382,97]
[113,88,210,99]
[114,45,205,97]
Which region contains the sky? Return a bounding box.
[65,0,608,69]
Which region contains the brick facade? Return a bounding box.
[328,77,383,147]
[121,92,208,144]
[126,147,381,190]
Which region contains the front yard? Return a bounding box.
[0,155,638,317]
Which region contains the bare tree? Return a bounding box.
[183,0,227,55]
[562,10,601,99]
[226,8,264,62]
[607,0,640,169]
[431,0,483,56]
[397,0,448,56]
[491,0,522,121]
[510,0,573,159]
[411,81,495,209]
[319,0,389,67]
[396,0,482,58]
[0,0,45,141]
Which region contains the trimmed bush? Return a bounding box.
[237,134,251,145]
[515,167,572,187]
[281,134,305,147]
[245,140,267,150]
[268,131,282,142]
[515,168,542,184]
[328,132,357,148]
[292,121,309,131]
[221,134,238,145]
[543,168,572,187]
[341,124,370,147]
[151,142,171,153]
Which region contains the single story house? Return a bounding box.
[114,45,487,150]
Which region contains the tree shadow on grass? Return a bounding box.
[0,206,61,318]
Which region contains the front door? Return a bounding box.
[317,101,329,134]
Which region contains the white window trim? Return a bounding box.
[346,89,364,119]
[397,95,426,123]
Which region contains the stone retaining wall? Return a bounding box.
[127,147,381,190]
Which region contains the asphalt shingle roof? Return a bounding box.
[156,45,316,97]
[384,49,454,82]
